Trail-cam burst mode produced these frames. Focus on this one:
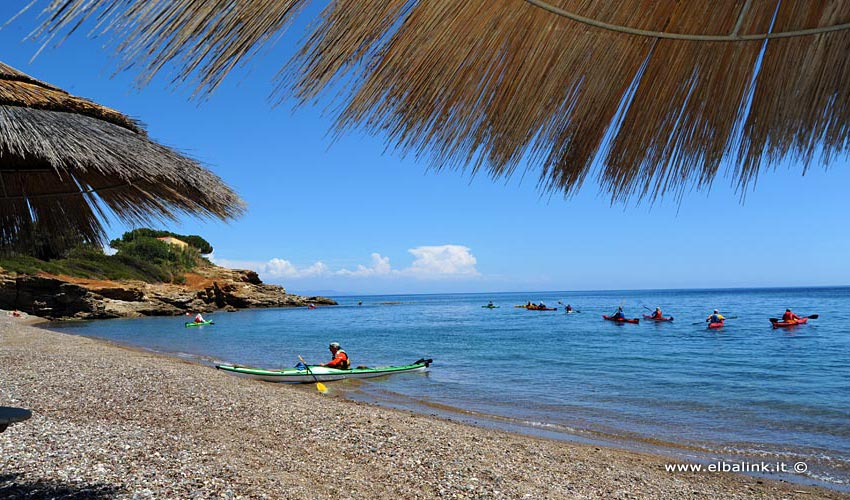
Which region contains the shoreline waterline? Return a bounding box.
[1,318,845,498]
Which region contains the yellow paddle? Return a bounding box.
[298,355,328,393]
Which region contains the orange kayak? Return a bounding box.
[603,315,639,324]
[772,317,808,328]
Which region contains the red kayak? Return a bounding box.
[708,320,724,329]
[603,315,639,324]
[772,317,808,328]
[642,314,673,322]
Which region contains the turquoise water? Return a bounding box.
[47,287,850,488]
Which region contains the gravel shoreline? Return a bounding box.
[2,314,847,499]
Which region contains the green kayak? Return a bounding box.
[481,305,500,308]
[185,320,214,327]
[216,358,433,383]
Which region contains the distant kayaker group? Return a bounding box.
[491,302,816,329]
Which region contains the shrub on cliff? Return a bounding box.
[111,234,203,278]
[1,228,211,284]
[110,229,213,254]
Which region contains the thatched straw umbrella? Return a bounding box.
[18,1,850,202]
[0,61,244,252]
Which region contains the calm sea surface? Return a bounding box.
[47,287,850,489]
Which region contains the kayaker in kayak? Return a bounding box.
[610,306,625,320]
[706,310,724,323]
[320,342,351,369]
[651,307,663,319]
[565,304,573,313]
[488,300,494,307]
[782,308,801,322]
[193,313,205,323]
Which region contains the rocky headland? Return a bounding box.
[0,263,336,320]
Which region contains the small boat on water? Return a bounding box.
[642,314,673,322]
[185,320,214,327]
[216,358,433,383]
[602,315,639,324]
[771,317,809,328]
[514,304,555,310]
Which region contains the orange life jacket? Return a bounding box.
[327,349,350,369]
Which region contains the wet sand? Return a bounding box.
[1,314,847,499]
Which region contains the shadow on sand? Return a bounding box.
[0,473,125,499]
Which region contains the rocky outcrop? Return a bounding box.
[0,265,336,320]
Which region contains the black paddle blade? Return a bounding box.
[807,314,819,319]
[769,318,779,323]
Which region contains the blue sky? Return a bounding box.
[3,5,849,295]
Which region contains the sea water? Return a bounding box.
[46,287,850,489]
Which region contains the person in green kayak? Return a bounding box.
[651,307,663,319]
[193,312,205,323]
[706,309,724,323]
[611,306,625,320]
[320,342,351,369]
[488,300,494,307]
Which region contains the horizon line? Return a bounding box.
[289,284,850,298]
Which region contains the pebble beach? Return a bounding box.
[1,314,847,500]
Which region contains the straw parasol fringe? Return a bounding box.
[19,1,850,202]
[0,61,141,131]
[0,62,245,251]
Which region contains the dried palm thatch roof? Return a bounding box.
[19,1,850,202]
[0,61,245,250]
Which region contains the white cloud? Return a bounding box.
[210,255,330,278]
[212,245,479,282]
[265,258,330,278]
[405,245,480,277]
[337,253,392,277]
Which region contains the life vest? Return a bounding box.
[783,311,797,321]
[329,349,350,369]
